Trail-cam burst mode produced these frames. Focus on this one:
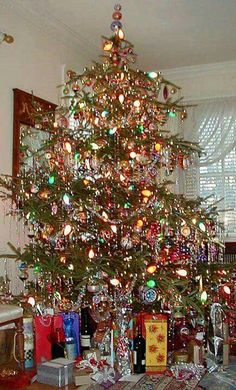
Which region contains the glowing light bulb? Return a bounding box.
[28,297,36,307]
[155,143,161,152]
[147,264,157,274]
[137,219,143,228]
[111,225,117,233]
[134,100,141,108]
[88,249,95,259]
[130,151,136,159]
[118,28,125,40]
[223,285,231,295]
[147,71,158,79]
[119,94,124,104]
[63,193,70,205]
[103,41,113,51]
[64,142,72,153]
[60,256,66,264]
[91,143,99,150]
[147,279,156,288]
[63,224,72,236]
[110,278,120,286]
[48,175,55,185]
[141,189,152,197]
[109,127,117,135]
[199,222,206,232]
[101,110,109,118]
[200,291,208,303]
[168,110,176,118]
[176,269,187,277]
[102,211,109,221]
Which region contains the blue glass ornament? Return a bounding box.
[111,20,122,31]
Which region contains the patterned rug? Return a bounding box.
[88,374,199,389]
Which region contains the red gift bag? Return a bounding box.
[52,313,64,333]
[34,315,53,364]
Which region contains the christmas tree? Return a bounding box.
[0,5,232,315]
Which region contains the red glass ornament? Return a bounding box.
[163,85,168,100]
[112,11,122,20]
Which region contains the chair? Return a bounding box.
[0,304,24,370]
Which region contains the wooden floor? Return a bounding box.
[25,383,79,389]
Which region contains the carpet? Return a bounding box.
[88,374,200,389]
[0,368,36,389]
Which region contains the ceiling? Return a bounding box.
[5,0,236,70]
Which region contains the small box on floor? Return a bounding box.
[223,342,229,366]
[73,367,93,386]
[187,339,205,364]
[37,357,74,387]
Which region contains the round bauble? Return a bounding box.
[181,225,191,237]
[87,285,100,293]
[121,235,133,249]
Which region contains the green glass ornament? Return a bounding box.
[147,279,156,288]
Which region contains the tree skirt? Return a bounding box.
[88,374,200,389]
[0,368,36,389]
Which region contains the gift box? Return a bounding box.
[34,315,53,364]
[62,312,80,357]
[223,342,229,366]
[37,357,74,387]
[73,367,93,386]
[92,369,121,389]
[144,317,168,373]
[187,339,204,364]
[173,351,189,364]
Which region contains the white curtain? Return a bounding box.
[183,98,236,165]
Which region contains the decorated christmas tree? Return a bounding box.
[0,5,232,319]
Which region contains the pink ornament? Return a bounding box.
[163,86,168,100]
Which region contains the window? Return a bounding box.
[184,100,236,239]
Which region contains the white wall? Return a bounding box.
[164,61,236,102]
[0,4,87,293]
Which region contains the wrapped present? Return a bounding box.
[173,351,189,364]
[91,366,121,388]
[83,348,101,362]
[137,312,167,339]
[34,315,53,364]
[73,367,93,386]
[76,352,120,389]
[62,312,80,357]
[187,339,204,364]
[144,317,168,373]
[37,357,74,387]
[223,342,229,367]
[171,362,205,381]
[23,317,34,369]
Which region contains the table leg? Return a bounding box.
[16,318,25,371]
